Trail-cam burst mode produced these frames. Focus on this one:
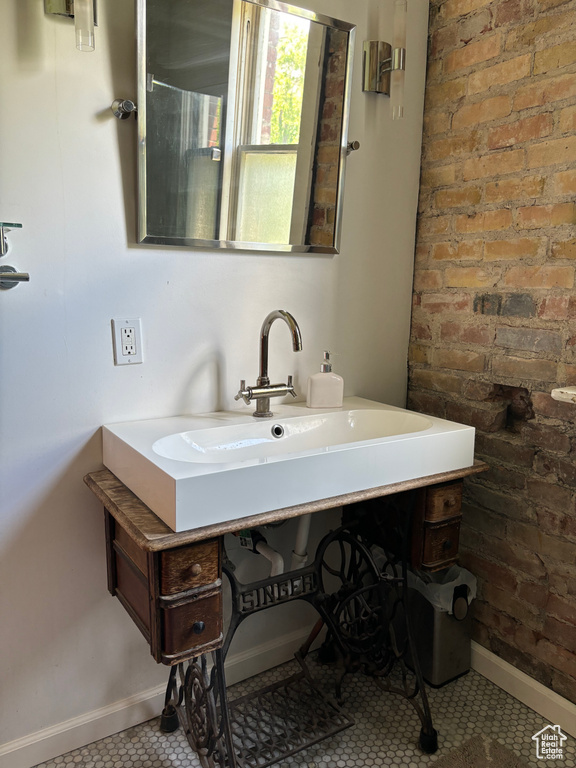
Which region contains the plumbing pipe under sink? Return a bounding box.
[255,539,285,576]
[291,514,311,571]
[252,514,312,577]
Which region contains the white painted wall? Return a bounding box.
[0,0,428,764]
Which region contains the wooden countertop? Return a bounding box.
[84,461,488,552]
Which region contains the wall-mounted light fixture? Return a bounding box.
[362,0,407,119]
[44,0,97,52]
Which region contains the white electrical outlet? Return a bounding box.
[112,318,143,365]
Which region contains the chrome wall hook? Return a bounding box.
[0,222,22,258]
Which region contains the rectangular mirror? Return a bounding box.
[137,0,355,253]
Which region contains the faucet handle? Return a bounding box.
[235,380,252,405]
[287,375,298,398]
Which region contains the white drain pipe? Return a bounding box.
[290,514,311,571]
[255,540,284,576]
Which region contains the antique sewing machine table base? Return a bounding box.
[84,462,486,768]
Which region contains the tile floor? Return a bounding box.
[33,656,575,768]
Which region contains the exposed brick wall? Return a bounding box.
[308,28,348,247]
[409,0,576,703]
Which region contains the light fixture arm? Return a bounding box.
[362,0,407,119]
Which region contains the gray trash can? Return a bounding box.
[406,565,477,687]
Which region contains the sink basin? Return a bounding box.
[102,397,475,532]
[152,408,431,464]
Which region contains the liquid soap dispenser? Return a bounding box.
[306,351,344,408]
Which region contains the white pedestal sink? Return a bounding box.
[102,397,475,532]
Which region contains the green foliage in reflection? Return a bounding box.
[270,22,308,145]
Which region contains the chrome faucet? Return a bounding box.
[235,310,303,417]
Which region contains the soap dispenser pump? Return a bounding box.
[306,350,344,408]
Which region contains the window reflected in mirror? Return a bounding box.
[138,0,355,252]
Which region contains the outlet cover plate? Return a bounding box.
[112,318,143,365]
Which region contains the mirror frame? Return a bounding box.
[136,0,356,253]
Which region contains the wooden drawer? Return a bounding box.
[425,482,462,522]
[161,591,223,659]
[105,512,223,664]
[114,548,150,634]
[160,539,220,595]
[421,517,461,570]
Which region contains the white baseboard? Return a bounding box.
[3,636,574,768]
[471,641,576,738]
[0,629,311,768]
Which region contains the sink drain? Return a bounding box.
[271,424,284,439]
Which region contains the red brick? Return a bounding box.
[445,267,500,288]
[520,422,571,453]
[452,95,511,130]
[543,616,576,651]
[440,0,493,20]
[444,35,502,73]
[535,41,576,75]
[418,215,452,237]
[534,453,576,487]
[474,433,535,467]
[505,12,574,51]
[446,401,508,431]
[508,520,576,561]
[547,594,576,626]
[410,369,464,394]
[532,391,576,420]
[468,54,531,94]
[407,390,447,419]
[482,583,542,627]
[514,73,576,111]
[463,149,524,180]
[488,114,553,149]
[518,581,550,609]
[535,640,576,679]
[414,270,443,290]
[484,237,542,260]
[435,186,483,209]
[552,239,576,260]
[462,552,518,592]
[528,136,576,169]
[502,265,574,289]
[518,203,576,229]
[526,478,573,511]
[425,79,468,109]
[454,209,513,232]
[555,170,576,195]
[538,297,570,320]
[492,355,558,382]
[427,133,480,162]
[434,348,486,372]
[469,599,519,638]
[411,322,432,341]
[420,292,472,314]
[484,464,527,490]
[460,504,508,538]
[466,482,533,519]
[485,175,545,203]
[495,0,530,25]
[440,321,493,344]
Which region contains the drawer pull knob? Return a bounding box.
[442,539,453,551]
[193,621,206,635]
[191,564,203,576]
[446,498,456,507]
